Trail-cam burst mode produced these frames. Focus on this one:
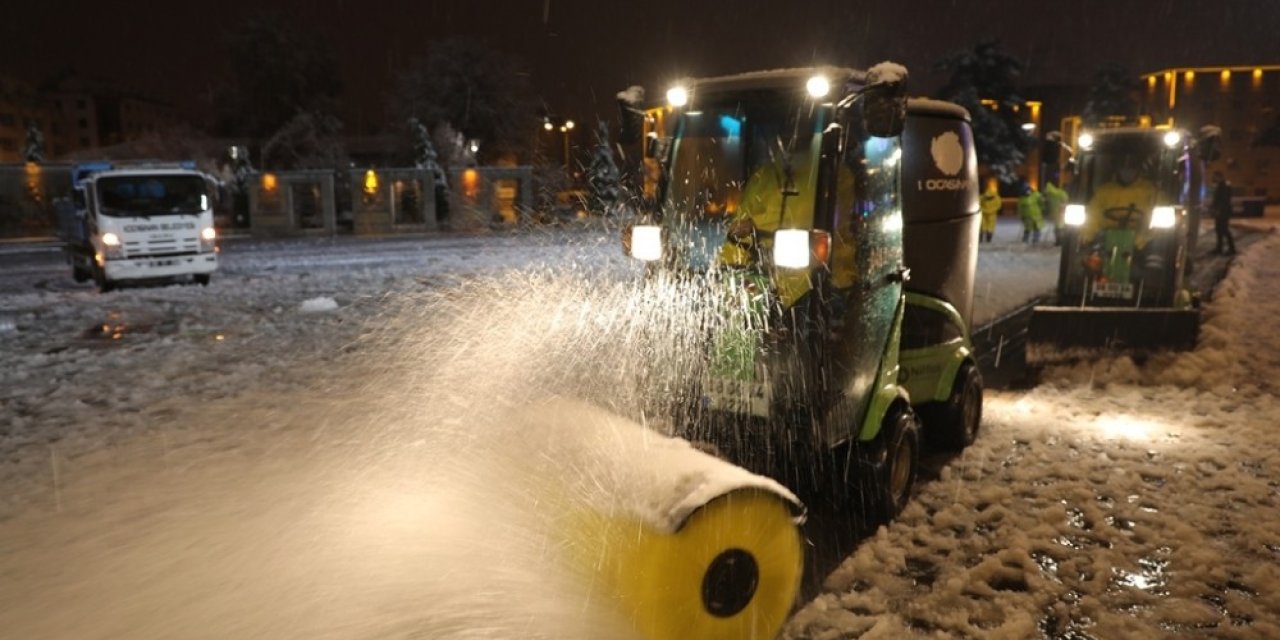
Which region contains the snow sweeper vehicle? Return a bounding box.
[56,161,220,292]
[617,65,983,519]
[1027,125,1206,360]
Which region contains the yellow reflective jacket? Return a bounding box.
[979,188,1001,232]
[1084,179,1157,249]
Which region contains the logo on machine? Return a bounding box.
[919,131,968,192]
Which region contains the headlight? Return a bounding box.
[200,226,217,252]
[806,75,830,98]
[1064,204,1087,226]
[630,225,664,261]
[666,86,689,108]
[1162,131,1182,148]
[1150,206,1177,229]
[773,229,811,269]
[101,232,120,246]
[1077,132,1094,150]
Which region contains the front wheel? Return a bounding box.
[72,265,91,283]
[855,406,920,523]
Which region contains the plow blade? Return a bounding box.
[1027,306,1200,364]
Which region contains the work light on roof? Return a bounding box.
[667,86,689,108]
[806,75,831,98]
[1078,132,1094,150]
[1163,131,1182,148]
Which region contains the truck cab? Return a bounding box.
[59,162,219,292]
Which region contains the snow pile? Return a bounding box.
[867,61,909,86]
[616,85,645,106]
[299,296,340,313]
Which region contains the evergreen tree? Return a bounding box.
[586,121,622,216]
[23,124,44,163]
[1082,63,1140,126]
[934,40,1033,183]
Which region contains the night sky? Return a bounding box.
[2,0,1277,132]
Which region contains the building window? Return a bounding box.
[0,138,17,151]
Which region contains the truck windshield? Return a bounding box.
[662,92,827,268]
[97,175,208,217]
[1076,135,1183,205]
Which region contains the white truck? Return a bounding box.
[57,161,219,292]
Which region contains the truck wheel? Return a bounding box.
[938,362,983,451]
[194,274,211,286]
[855,406,920,523]
[94,268,115,293]
[72,266,90,283]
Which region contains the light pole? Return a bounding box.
[543,116,575,169]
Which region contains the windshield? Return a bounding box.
[97,175,209,217]
[662,91,828,268]
[1075,134,1184,206]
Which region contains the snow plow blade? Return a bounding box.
[1027,306,1200,364]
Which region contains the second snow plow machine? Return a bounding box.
[1028,125,1207,362]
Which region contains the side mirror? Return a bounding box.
[861,65,908,138]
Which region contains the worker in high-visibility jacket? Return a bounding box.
[1083,157,1157,251]
[978,179,1001,243]
[1042,179,1068,246]
[1018,183,1045,244]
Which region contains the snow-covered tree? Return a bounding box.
[586,121,622,216]
[409,117,447,190]
[393,38,537,163]
[1082,63,1140,126]
[261,110,346,170]
[934,40,1033,183]
[23,124,44,163]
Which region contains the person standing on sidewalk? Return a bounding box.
[1211,172,1236,255]
[1018,183,1045,244]
[979,179,1001,243]
[1042,179,1068,246]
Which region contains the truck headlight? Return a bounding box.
[1064,204,1086,226]
[100,232,123,259]
[1149,206,1177,229]
[200,226,217,252]
[773,229,811,269]
[630,225,664,262]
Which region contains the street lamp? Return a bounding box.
[542,116,575,169]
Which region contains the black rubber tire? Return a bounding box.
[194,274,211,286]
[852,406,920,524]
[937,362,983,451]
[72,266,91,283]
[95,268,115,293]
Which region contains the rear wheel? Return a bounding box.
[937,362,983,451]
[194,274,211,286]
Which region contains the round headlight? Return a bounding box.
[805,75,830,99]
[666,86,689,108]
